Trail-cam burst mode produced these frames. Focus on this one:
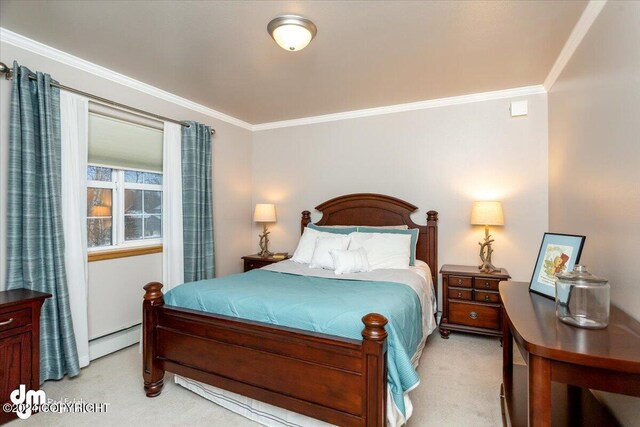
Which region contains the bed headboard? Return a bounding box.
[301,193,439,294]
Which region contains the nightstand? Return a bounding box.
[0,289,50,424]
[439,264,510,340]
[242,254,291,272]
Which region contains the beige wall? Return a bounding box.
[252,93,549,305]
[87,254,161,339]
[548,2,640,425]
[0,42,253,337]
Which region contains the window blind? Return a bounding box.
[88,111,163,172]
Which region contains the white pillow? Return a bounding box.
[292,227,334,264]
[356,225,408,230]
[330,248,370,275]
[348,232,411,270]
[309,236,350,270]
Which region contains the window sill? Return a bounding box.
[88,244,163,262]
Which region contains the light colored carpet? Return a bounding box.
[10,333,507,426]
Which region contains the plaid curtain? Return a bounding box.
[6,62,80,382]
[181,121,214,282]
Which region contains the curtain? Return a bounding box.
[162,122,184,290]
[6,62,80,382]
[181,121,214,282]
[60,91,90,368]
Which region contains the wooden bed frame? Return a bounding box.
[142,193,438,427]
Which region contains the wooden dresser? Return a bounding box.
[439,264,510,339]
[0,289,50,424]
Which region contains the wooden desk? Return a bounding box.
[500,281,640,426]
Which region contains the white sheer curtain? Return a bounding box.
[60,91,90,368]
[162,122,184,290]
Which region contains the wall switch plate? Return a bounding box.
[510,100,528,117]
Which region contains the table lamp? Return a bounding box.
[470,201,504,273]
[90,205,111,217]
[254,203,276,257]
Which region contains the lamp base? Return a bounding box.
[478,258,499,274]
[478,226,499,273]
[259,249,274,258]
[258,224,273,258]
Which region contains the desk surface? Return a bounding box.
[500,281,640,374]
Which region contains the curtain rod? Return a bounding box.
[0,61,215,135]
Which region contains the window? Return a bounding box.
[87,165,163,250]
[86,109,163,260]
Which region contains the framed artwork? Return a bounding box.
[529,233,586,299]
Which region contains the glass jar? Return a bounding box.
[555,265,610,329]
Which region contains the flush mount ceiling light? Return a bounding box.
[267,15,317,52]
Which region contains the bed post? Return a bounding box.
[301,210,311,234]
[361,313,388,427]
[426,210,439,294]
[143,282,165,397]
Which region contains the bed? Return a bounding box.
[142,193,439,427]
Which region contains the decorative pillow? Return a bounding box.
[309,236,351,270]
[307,223,357,235]
[348,232,411,270]
[330,248,370,275]
[292,227,334,264]
[357,227,419,266]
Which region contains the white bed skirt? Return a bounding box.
[174,374,333,427]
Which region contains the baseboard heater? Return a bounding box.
[89,323,141,361]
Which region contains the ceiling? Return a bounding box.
[0,1,587,125]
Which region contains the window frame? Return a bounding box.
[87,163,163,256]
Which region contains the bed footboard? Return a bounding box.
[142,282,388,427]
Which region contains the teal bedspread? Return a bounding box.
[164,269,423,419]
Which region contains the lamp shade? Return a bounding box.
[254,203,277,223]
[470,201,504,226]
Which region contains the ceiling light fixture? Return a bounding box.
[267,15,317,52]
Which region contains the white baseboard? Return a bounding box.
[89,324,141,361]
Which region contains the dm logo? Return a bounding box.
[10,384,46,419]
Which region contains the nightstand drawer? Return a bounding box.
[474,290,500,303]
[448,301,500,330]
[474,278,501,291]
[242,254,290,273]
[448,287,472,300]
[0,308,31,334]
[244,260,271,271]
[449,275,472,288]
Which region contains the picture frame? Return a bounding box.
[529,233,586,299]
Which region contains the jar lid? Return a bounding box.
[556,265,607,284]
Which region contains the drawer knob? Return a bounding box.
[469,311,478,320]
[457,279,463,284]
[0,318,14,326]
[457,292,463,298]
[484,295,490,301]
[484,282,490,288]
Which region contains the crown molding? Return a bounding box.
[543,0,607,91]
[0,27,253,131]
[253,85,546,131]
